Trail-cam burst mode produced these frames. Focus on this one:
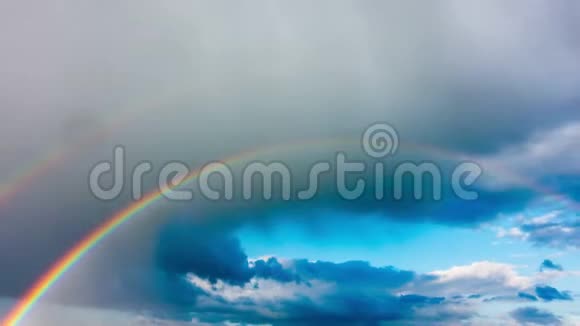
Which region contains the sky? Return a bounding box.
[1,1,580,325]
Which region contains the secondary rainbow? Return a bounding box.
[0,88,193,207]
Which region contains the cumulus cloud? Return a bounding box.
[155,224,254,286]
[277,259,415,289]
[497,210,580,248]
[60,222,481,324]
[33,203,580,324]
[27,217,579,325]
[251,258,298,284]
[185,266,468,325]
[173,257,576,324]
[404,260,577,307]
[407,261,533,297]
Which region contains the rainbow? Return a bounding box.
[0,88,194,207]
[0,113,131,207]
[0,122,121,206]
[2,140,576,326]
[0,142,311,326]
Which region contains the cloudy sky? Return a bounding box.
[1,1,580,325]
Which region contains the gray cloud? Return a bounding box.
[1,1,580,322]
[499,210,580,249]
[510,306,562,326]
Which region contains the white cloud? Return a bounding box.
[187,274,329,303]
[406,259,580,302]
[410,261,533,297]
[496,209,580,248]
[497,227,528,240]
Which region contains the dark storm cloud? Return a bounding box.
[22,218,580,325]
[34,221,472,324]
[510,307,562,326]
[291,259,415,289]
[187,155,537,230]
[79,226,478,324]
[251,257,297,283]
[251,257,416,289]
[155,224,253,286]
